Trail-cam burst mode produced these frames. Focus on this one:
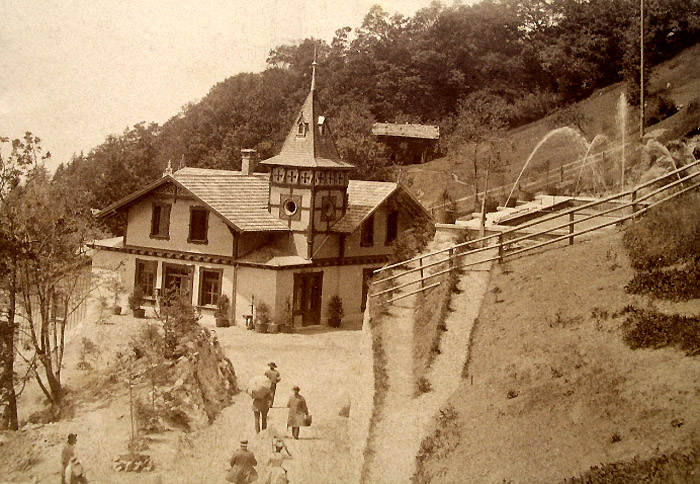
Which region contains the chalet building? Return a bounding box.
[92,66,431,328]
[371,122,440,165]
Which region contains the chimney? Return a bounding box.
[241,149,257,175]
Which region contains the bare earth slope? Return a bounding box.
[418,229,700,483]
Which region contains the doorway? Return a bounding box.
[293,272,323,326]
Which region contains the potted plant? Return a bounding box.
[215,295,230,328]
[110,273,125,315]
[327,295,344,328]
[255,302,271,333]
[128,287,146,318]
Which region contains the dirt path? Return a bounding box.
[4,316,364,484]
[362,234,495,484]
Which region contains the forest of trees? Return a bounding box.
[53,0,700,233]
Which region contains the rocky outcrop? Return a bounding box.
[144,326,238,431]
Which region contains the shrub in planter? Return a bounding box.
[215,295,231,327]
[255,302,271,333]
[327,295,344,328]
[128,287,146,318]
[278,298,294,333]
[109,273,125,315]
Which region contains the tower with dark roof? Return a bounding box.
[261,60,354,259]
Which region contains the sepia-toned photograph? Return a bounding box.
[1,1,699,483]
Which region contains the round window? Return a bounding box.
[323,200,336,219]
[283,199,298,216]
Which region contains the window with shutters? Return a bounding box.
[360,214,374,247]
[188,207,208,243]
[150,202,171,239]
[385,210,399,245]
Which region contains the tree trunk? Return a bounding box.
[1,264,19,430]
[472,144,479,207]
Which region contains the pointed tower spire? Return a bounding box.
[310,45,317,91]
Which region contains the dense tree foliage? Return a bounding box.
[53,0,700,234]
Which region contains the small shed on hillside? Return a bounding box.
[372,123,440,165]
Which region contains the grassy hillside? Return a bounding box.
[403,43,700,214]
[414,229,700,483]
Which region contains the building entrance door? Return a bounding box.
[293,272,323,326]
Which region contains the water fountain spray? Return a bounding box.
[505,127,589,207]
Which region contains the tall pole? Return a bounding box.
[640,0,645,141]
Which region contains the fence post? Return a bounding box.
[448,248,454,271]
[498,233,504,263]
[631,189,637,216]
[419,257,425,289]
[568,212,575,245]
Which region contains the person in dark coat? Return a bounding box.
[286,386,309,440]
[265,362,281,406]
[253,391,271,433]
[227,440,258,484]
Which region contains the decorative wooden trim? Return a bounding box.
[92,243,389,271]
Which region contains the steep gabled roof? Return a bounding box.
[172,168,288,232]
[261,75,353,170]
[96,168,289,233]
[372,123,440,140]
[332,180,432,233]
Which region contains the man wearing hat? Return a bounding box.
[265,362,281,407]
[286,386,309,440]
[227,439,258,484]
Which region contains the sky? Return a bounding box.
[1,0,455,171]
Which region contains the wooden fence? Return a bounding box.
[372,158,700,305]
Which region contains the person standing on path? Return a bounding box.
[286,386,309,440]
[227,439,258,484]
[253,390,271,433]
[265,362,281,407]
[264,438,293,484]
[60,433,77,484]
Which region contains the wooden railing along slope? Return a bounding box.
[372,158,700,305]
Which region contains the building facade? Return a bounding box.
[93,67,431,328]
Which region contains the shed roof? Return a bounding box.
[372,123,440,140]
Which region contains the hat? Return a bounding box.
[240,439,248,449]
[292,385,300,392]
[67,433,77,442]
[268,362,277,368]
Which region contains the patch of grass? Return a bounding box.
[413,268,458,395]
[562,444,700,483]
[549,309,583,329]
[360,287,391,484]
[413,405,460,484]
[621,306,700,356]
[625,262,700,301]
[622,192,700,272]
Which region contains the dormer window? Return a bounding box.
[296,120,308,137]
[318,116,325,136]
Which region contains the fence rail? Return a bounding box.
[371,158,700,305]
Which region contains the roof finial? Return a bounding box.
[311,44,317,91]
[163,160,173,177]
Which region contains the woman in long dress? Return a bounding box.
[265,438,292,484]
[286,386,308,440]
